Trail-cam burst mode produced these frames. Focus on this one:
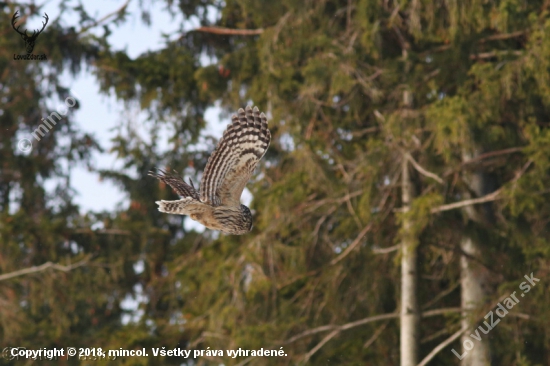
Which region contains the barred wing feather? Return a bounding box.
[200,106,271,207]
[148,169,200,200]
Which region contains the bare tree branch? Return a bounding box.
[78,0,131,35]
[406,153,444,184]
[479,30,526,42]
[459,147,523,166]
[372,244,400,254]
[442,146,524,177]
[417,328,466,366]
[345,189,363,228]
[0,256,90,282]
[430,188,502,213]
[417,307,534,365]
[422,282,460,309]
[432,159,532,214]
[351,126,379,137]
[363,322,389,348]
[282,307,461,346]
[304,190,363,213]
[470,50,523,60]
[420,31,526,57]
[303,329,340,362]
[329,222,373,265]
[193,26,264,35]
[420,324,459,344]
[508,312,534,320]
[73,228,131,235]
[421,307,461,317]
[282,313,397,346]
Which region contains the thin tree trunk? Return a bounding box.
[399,37,419,363]
[460,150,491,366]
[400,149,419,366]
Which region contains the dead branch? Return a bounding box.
[420,324,459,344]
[193,26,264,35]
[422,307,461,317]
[430,188,502,213]
[351,126,379,137]
[78,0,131,35]
[73,228,131,235]
[363,322,388,348]
[432,159,531,214]
[421,29,526,57]
[417,328,466,366]
[345,189,363,228]
[283,312,399,346]
[0,256,90,282]
[329,222,373,265]
[304,190,363,214]
[479,30,526,42]
[443,146,524,177]
[303,329,340,362]
[372,244,400,254]
[462,146,524,166]
[422,281,460,309]
[508,312,535,320]
[406,153,444,184]
[282,307,461,346]
[417,308,533,365]
[470,50,523,60]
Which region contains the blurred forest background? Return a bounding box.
[1,0,549,365]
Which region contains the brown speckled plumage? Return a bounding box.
[149,106,270,235]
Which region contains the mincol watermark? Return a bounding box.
[452,272,540,359]
[18,91,79,153]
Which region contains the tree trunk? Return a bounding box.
[460,150,491,366]
[400,151,419,366]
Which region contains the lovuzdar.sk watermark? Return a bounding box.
[11,10,48,61]
[14,54,47,61]
[452,272,540,360]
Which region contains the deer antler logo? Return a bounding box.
[12,11,49,54]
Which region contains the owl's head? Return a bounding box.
[240,204,253,232]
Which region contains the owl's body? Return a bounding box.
[155,198,252,235]
[150,106,270,235]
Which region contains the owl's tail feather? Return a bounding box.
[155,197,196,215]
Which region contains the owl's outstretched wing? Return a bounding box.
[148,168,200,201]
[200,106,271,207]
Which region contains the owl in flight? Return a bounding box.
[149,106,271,235]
